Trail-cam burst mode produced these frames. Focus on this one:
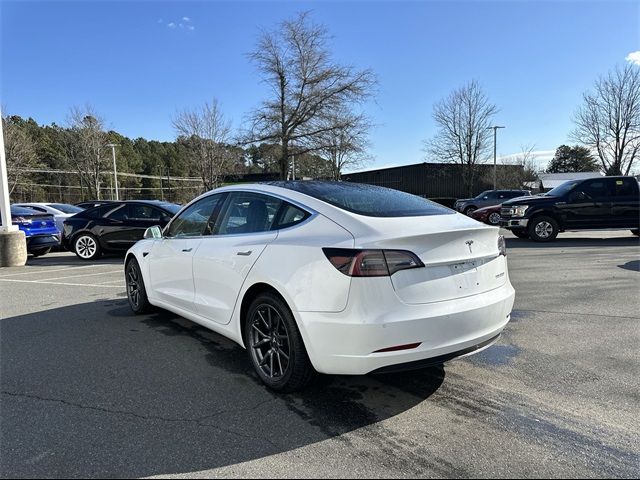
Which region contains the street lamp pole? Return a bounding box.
[106,143,120,200]
[487,126,505,190]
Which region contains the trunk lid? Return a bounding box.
[348,213,508,304]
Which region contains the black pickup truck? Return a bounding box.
[500,176,640,242]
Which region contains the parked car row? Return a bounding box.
[459,176,640,241]
[1,200,181,258]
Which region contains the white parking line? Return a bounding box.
[0,278,124,289]
[38,270,123,282]
[0,264,116,278]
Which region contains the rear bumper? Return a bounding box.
[26,234,61,251]
[295,280,515,375]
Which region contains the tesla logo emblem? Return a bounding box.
[465,240,474,253]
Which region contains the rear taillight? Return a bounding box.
[498,235,506,256]
[14,216,30,225]
[323,248,424,277]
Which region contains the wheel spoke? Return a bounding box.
[252,324,268,338]
[252,338,270,348]
[276,350,284,377]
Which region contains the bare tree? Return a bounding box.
[2,114,38,194]
[572,64,640,175]
[315,109,372,180]
[173,99,239,191]
[426,80,498,196]
[63,105,109,200]
[485,144,539,189]
[246,12,376,179]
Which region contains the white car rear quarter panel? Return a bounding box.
[244,213,355,313]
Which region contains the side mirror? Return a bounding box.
[144,225,163,239]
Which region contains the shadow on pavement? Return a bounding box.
[0,300,444,478]
[25,252,124,267]
[505,234,639,249]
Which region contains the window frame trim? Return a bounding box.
[163,189,317,240]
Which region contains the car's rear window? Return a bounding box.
[269,181,453,217]
[11,206,37,216]
[48,203,84,214]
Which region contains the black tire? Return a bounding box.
[244,291,315,393]
[528,215,559,242]
[511,229,529,239]
[464,206,477,216]
[31,248,51,257]
[488,212,501,225]
[73,233,101,260]
[125,258,153,314]
[632,229,640,237]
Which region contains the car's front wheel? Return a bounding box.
[74,234,101,260]
[126,258,152,314]
[244,291,314,392]
[464,206,477,216]
[528,216,559,242]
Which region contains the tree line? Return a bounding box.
[3,11,639,203]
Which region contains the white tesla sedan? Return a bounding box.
[125,182,515,392]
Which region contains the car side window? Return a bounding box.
[106,205,129,221]
[128,205,163,221]
[217,192,282,235]
[611,178,637,197]
[28,206,48,213]
[578,179,611,199]
[273,203,310,230]
[167,195,223,238]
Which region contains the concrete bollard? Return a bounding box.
[0,230,27,267]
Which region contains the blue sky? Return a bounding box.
[1,0,638,172]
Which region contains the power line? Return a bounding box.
[17,168,203,183]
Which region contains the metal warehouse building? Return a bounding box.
[343,162,524,206]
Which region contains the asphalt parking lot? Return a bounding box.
[1,231,639,478]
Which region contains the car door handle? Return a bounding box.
[237,250,252,256]
[182,248,193,252]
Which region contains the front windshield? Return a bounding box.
[546,180,580,197]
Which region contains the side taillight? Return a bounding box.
[323,248,424,277]
[498,235,507,256]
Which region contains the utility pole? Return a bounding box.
[106,143,120,200]
[487,126,505,190]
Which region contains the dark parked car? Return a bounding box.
[62,201,180,260]
[470,204,502,225]
[501,176,640,241]
[454,189,531,215]
[1,206,60,257]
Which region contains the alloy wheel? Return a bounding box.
[535,221,553,238]
[488,212,501,225]
[76,236,97,259]
[127,263,141,309]
[250,304,291,379]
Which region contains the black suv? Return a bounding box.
[454,189,531,215]
[501,176,640,242]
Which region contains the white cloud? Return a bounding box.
[157,18,163,24]
[187,25,195,31]
[626,51,640,66]
[167,22,176,29]
[182,16,191,22]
